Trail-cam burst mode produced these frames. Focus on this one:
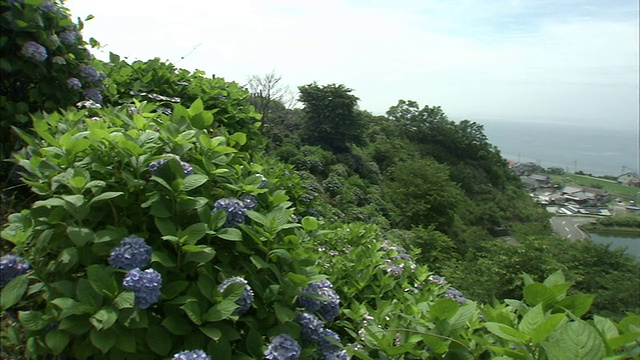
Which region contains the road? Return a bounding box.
[550,216,592,241]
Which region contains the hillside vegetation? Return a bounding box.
[1,1,638,359]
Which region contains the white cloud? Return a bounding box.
[66,0,639,127]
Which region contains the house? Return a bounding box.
[617,172,640,187]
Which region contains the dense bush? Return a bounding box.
[1,0,101,166]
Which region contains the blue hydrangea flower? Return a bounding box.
[66,77,82,90]
[122,268,162,309]
[323,350,349,360]
[212,198,247,228]
[444,287,467,304]
[240,195,258,211]
[20,41,47,62]
[38,0,58,13]
[148,154,194,176]
[217,277,253,315]
[172,349,210,360]
[83,88,102,103]
[298,279,340,321]
[0,254,29,287]
[295,312,326,344]
[108,235,152,270]
[428,275,448,285]
[78,65,100,83]
[58,31,77,45]
[265,334,301,360]
[318,329,341,355]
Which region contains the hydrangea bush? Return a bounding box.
[0,100,337,358]
[0,0,102,169]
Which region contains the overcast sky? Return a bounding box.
[65,0,639,129]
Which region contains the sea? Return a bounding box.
[476,120,639,177]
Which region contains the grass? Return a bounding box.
[551,173,640,198]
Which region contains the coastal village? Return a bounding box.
[511,162,640,217]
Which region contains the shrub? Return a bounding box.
[1,0,101,167]
[0,100,337,359]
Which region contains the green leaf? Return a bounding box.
[179,222,208,244]
[67,226,94,247]
[146,325,172,356]
[593,316,619,340]
[430,298,459,321]
[90,328,117,354]
[229,132,247,145]
[530,313,566,344]
[114,291,134,309]
[182,174,209,191]
[152,251,177,267]
[556,294,594,317]
[543,270,566,286]
[155,217,177,236]
[180,300,202,325]
[51,297,94,318]
[62,194,86,208]
[162,313,192,335]
[273,302,295,323]
[541,320,606,360]
[203,300,238,322]
[449,302,475,330]
[90,192,124,204]
[87,265,118,297]
[1,274,28,311]
[46,330,70,356]
[188,98,204,114]
[18,310,48,331]
[216,227,243,241]
[90,307,118,330]
[301,216,319,231]
[199,325,222,340]
[523,283,556,307]
[190,111,214,129]
[485,322,528,343]
[519,304,544,336]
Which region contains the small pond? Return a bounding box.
[589,232,640,260]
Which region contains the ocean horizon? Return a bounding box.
[477,120,639,177]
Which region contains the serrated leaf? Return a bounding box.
[301,216,319,231]
[90,307,118,330]
[523,283,555,307]
[179,222,208,244]
[541,320,606,360]
[430,298,459,321]
[530,313,566,344]
[180,300,202,325]
[485,322,528,343]
[203,300,238,322]
[519,304,544,336]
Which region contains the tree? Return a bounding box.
[246,71,296,123]
[298,83,365,153]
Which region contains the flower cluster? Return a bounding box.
[38,1,58,13]
[444,287,467,304]
[148,154,194,176]
[83,88,102,103]
[108,235,152,270]
[0,254,29,287]
[264,334,301,360]
[217,277,254,315]
[20,41,47,62]
[212,197,253,228]
[295,313,348,359]
[66,77,82,90]
[172,349,211,360]
[298,279,340,321]
[428,275,448,285]
[78,65,100,83]
[58,30,77,45]
[122,268,162,309]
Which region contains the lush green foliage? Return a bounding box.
[1,2,639,358]
[0,0,99,173]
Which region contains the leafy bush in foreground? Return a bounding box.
[0,101,336,359]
